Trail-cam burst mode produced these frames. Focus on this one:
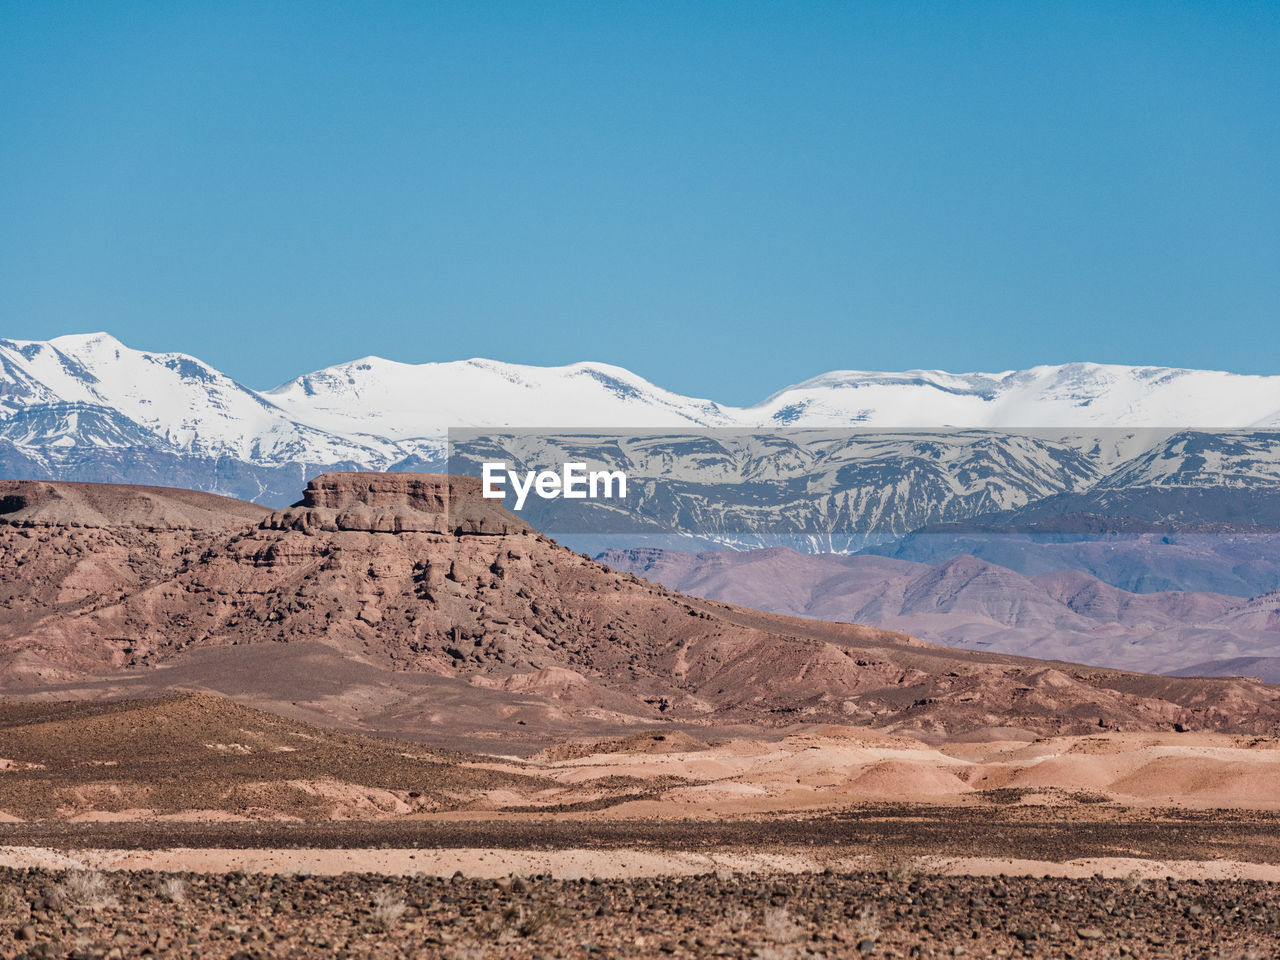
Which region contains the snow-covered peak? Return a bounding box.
[750,362,1280,428]
[0,335,395,464]
[265,355,737,438]
[46,330,128,353]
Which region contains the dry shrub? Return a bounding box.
[57,870,118,911]
[851,903,881,943]
[762,906,802,944]
[479,901,558,940]
[708,856,735,882]
[516,902,557,937]
[0,884,25,917]
[159,876,187,903]
[869,853,917,882]
[724,906,752,934]
[371,887,407,931]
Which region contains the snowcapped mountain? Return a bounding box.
[7,334,1280,448]
[0,333,395,466]
[266,357,1280,435]
[2,332,1280,509]
[263,355,737,441]
[749,363,1280,429]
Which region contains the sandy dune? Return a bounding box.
[500,726,1280,815]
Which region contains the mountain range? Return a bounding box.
[596,546,1280,680]
[4,333,1280,506]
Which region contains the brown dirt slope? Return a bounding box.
[0,692,554,820]
[0,478,270,528]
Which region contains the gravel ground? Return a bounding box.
[2,866,1278,959]
[2,806,1280,863]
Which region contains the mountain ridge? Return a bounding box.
[595,544,1280,678]
[4,332,1280,508]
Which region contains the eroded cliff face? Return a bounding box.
[2,475,1280,738]
[264,473,530,536]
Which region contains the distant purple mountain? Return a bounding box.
[597,546,1280,677]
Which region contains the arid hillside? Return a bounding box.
[2,475,1280,751]
[0,693,561,820]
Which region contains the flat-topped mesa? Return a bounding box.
[261,472,532,536]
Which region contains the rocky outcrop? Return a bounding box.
[262,473,531,536]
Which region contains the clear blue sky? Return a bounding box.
[1,1,1277,404]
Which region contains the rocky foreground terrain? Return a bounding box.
[2,689,1280,959]
[2,866,1278,959]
